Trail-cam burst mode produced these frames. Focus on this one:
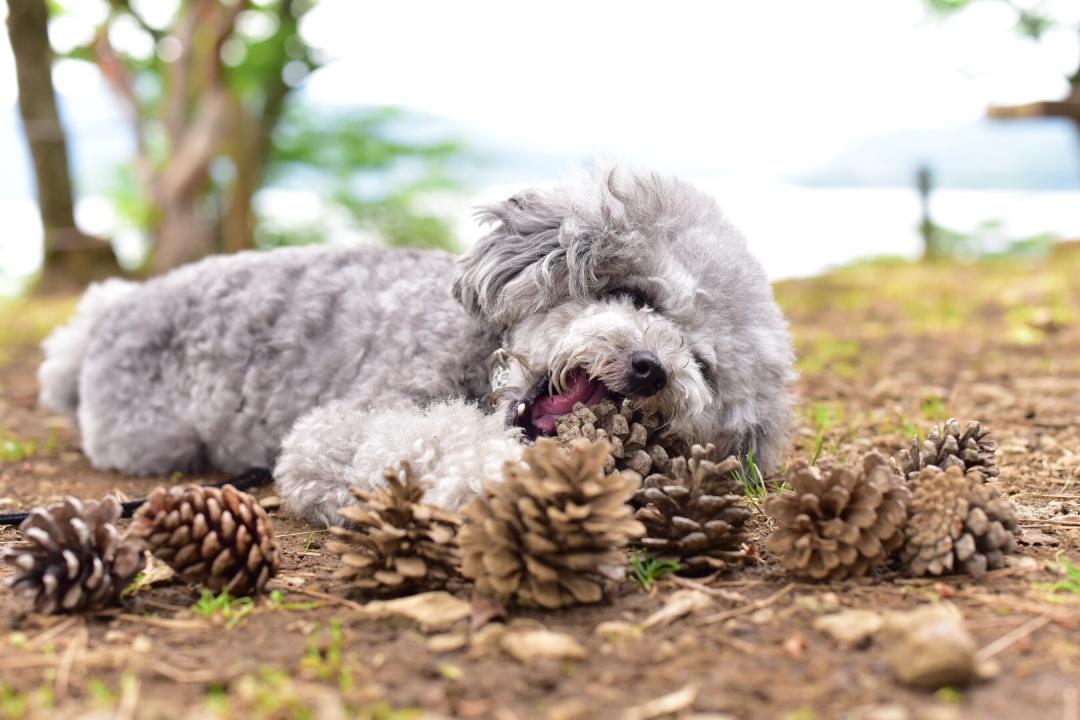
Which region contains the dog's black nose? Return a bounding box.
[626,351,667,397]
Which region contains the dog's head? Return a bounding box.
[453,164,795,470]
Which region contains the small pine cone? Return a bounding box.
[633,445,752,572]
[129,484,280,595]
[327,463,462,595]
[766,453,910,581]
[460,438,645,609]
[895,418,998,481]
[554,398,682,477]
[3,496,145,614]
[901,465,1019,577]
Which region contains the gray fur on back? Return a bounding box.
[64,244,496,475]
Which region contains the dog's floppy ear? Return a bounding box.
[453,190,564,326]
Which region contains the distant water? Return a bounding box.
[3,180,1079,295]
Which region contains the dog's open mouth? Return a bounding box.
[512,368,612,439]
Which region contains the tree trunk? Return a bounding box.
[152,186,216,273]
[6,0,119,291]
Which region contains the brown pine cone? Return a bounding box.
[327,463,462,595]
[129,484,280,595]
[895,418,998,481]
[554,398,684,477]
[633,445,752,571]
[459,438,645,609]
[3,496,145,614]
[765,453,910,581]
[901,465,1019,576]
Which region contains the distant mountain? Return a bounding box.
[796,118,1080,190]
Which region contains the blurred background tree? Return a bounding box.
[927,0,1080,94]
[5,0,119,289]
[7,0,468,287]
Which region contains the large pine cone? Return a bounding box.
[460,438,645,609]
[129,484,281,595]
[895,418,998,481]
[633,445,752,571]
[327,463,462,595]
[3,496,145,614]
[901,465,1019,576]
[766,453,910,580]
[554,399,683,477]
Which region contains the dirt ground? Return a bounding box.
[1,245,1078,719]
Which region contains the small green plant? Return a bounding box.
[193,589,255,627]
[267,589,321,611]
[630,549,681,591]
[1035,553,1080,597]
[936,686,965,704]
[921,395,947,421]
[301,620,353,691]
[0,437,36,463]
[736,448,767,505]
[0,685,28,720]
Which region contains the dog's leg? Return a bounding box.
[274,398,522,526]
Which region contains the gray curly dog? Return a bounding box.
[38,164,795,526]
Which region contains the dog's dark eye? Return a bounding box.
[693,353,714,380]
[607,287,650,309]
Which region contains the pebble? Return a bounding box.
[881,604,977,689]
[813,609,884,649]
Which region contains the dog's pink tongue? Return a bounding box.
[531,371,601,433]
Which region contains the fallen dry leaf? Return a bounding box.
[620,681,699,720]
[500,628,587,664]
[642,589,714,629]
[363,592,470,630]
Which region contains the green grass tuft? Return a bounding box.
[630,550,682,591]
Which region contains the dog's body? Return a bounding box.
[39,165,795,525]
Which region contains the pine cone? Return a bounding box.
[901,465,1019,577]
[766,453,910,581]
[129,484,281,595]
[327,463,462,595]
[3,496,145,614]
[895,418,998,481]
[633,445,752,571]
[460,438,645,609]
[554,398,684,477]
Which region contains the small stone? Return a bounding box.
[594,621,643,643]
[881,604,977,689]
[814,609,884,649]
[258,495,282,511]
[426,633,467,653]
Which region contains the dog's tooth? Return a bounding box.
[516,402,527,418]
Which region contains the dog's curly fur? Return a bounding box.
[38,164,795,526]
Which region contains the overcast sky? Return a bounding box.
[296,0,1080,176]
[0,0,1077,180]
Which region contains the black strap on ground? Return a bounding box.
[0,467,274,527]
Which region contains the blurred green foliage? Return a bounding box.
[46,0,469,264]
[263,108,468,251]
[927,0,1069,44]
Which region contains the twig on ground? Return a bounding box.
[115,613,209,631]
[143,658,245,684]
[976,614,1054,662]
[699,583,794,626]
[670,576,748,604]
[26,616,79,648]
[269,583,366,612]
[54,624,87,699]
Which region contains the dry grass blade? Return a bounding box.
[699,583,795,625]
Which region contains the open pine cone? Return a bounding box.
[633,445,752,572]
[129,483,280,595]
[460,438,644,609]
[765,453,910,581]
[3,496,145,614]
[895,418,998,481]
[554,398,683,477]
[901,465,1019,576]
[327,463,462,595]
